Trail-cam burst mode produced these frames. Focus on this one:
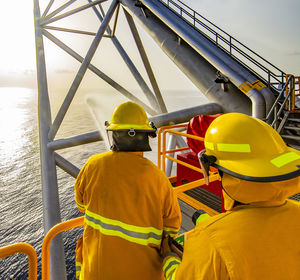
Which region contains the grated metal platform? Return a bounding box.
[290,193,300,202]
[178,188,300,234]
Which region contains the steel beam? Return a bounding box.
[123,9,167,113]
[42,29,156,115]
[48,131,102,150]
[54,153,80,178]
[34,0,67,279]
[89,1,161,113]
[48,0,119,141]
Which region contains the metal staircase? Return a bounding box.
[155,0,286,91]
[279,112,300,149]
[266,75,300,150]
[149,0,300,150]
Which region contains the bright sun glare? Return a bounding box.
[0,2,36,72]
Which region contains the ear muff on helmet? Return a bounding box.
[148,122,157,138]
[109,130,152,152]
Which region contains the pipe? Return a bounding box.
[121,0,268,118]
[139,0,271,117]
[149,103,223,127]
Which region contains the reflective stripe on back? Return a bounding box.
[85,209,162,246]
[270,152,300,168]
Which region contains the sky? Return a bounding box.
[0,0,299,91]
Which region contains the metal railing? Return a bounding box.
[266,74,296,129]
[42,216,84,280]
[158,0,286,90]
[0,243,38,280]
[157,124,219,216]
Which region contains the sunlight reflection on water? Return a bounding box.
[0,87,209,278]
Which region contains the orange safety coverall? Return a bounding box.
[163,176,300,279]
[75,151,181,280]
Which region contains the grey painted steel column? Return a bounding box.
[33,1,67,279]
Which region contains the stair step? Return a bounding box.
[288,118,300,122]
[285,126,300,131]
[281,134,300,140]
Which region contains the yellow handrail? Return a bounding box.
[0,242,37,280]
[42,216,84,280]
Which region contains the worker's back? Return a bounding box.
[75,151,181,280]
[178,199,300,280]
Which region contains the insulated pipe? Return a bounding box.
[139,0,269,118]
[121,0,268,118]
[120,0,251,115]
[149,103,223,127]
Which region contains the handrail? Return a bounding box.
[266,75,294,121]
[42,216,84,280]
[157,0,286,89]
[0,242,37,280]
[157,124,220,215]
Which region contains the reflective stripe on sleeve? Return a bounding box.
[163,226,179,237]
[217,143,251,152]
[270,152,300,168]
[85,209,163,246]
[163,257,180,280]
[75,261,81,279]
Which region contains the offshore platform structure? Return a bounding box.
[34,0,300,278]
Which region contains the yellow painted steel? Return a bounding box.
[172,174,219,195]
[158,124,220,216]
[238,80,266,94]
[0,242,37,280]
[42,216,84,280]
[177,192,219,216]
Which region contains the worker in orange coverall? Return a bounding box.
[75,101,181,280]
[162,113,300,280]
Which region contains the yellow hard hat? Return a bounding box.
[105,101,156,132]
[203,113,300,182]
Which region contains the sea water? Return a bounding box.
[0,87,208,279]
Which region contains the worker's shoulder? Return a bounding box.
[196,211,233,230]
[87,151,113,164]
[287,198,300,207]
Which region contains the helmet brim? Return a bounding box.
[213,146,300,182]
[106,123,155,131]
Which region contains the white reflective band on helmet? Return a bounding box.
[270,152,300,168]
[204,141,214,150]
[217,143,251,152]
[85,209,163,246]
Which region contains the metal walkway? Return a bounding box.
[33,0,298,278]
